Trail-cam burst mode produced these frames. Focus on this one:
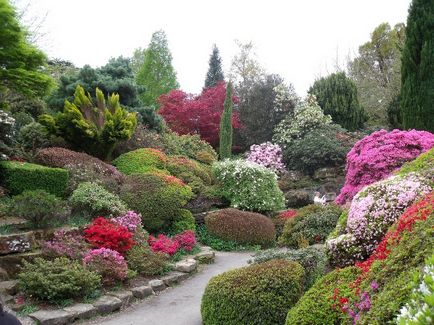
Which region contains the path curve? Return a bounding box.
[81,251,253,325]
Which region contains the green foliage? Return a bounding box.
[169,209,196,234]
[69,182,127,219]
[401,0,434,132]
[386,93,402,129]
[16,122,50,157]
[113,148,167,175]
[10,190,69,228]
[40,85,137,160]
[327,209,349,240]
[201,260,305,325]
[0,160,68,196]
[119,173,193,232]
[0,0,54,100]
[196,224,256,251]
[309,72,365,131]
[136,30,179,108]
[397,147,434,177]
[279,204,342,248]
[219,81,234,159]
[285,267,358,325]
[18,257,101,302]
[133,106,164,131]
[213,159,285,212]
[205,45,225,88]
[126,244,169,276]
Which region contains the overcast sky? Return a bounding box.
[19,0,411,95]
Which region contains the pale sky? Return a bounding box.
[19,0,411,95]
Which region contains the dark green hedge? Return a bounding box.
[0,161,68,197]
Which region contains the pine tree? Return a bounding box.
[205,45,225,88]
[401,0,434,132]
[136,30,179,108]
[309,72,365,131]
[219,82,233,159]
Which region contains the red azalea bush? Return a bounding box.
[148,234,180,255]
[336,129,434,204]
[173,230,197,252]
[83,217,135,255]
[279,209,298,219]
[158,81,241,147]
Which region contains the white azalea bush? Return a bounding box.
[213,159,285,212]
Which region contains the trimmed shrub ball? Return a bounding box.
[112,148,168,175]
[201,259,305,325]
[205,208,276,247]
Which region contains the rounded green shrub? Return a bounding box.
[205,208,276,247]
[18,257,101,302]
[397,146,434,177]
[112,148,168,175]
[126,244,169,276]
[201,259,305,325]
[69,182,127,218]
[285,267,359,325]
[169,209,196,234]
[119,173,194,232]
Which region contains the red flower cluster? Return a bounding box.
[173,230,196,252]
[148,231,197,255]
[278,209,297,220]
[84,217,136,255]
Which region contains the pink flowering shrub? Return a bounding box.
[173,230,196,252]
[246,142,285,173]
[111,211,142,232]
[336,129,434,204]
[42,230,90,260]
[83,248,128,285]
[327,173,432,267]
[148,234,180,255]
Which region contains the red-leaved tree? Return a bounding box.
[158,81,241,147]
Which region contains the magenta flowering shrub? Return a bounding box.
[42,230,90,260]
[336,129,434,204]
[327,173,432,267]
[148,234,180,256]
[173,230,196,252]
[112,211,142,232]
[246,142,285,173]
[83,248,128,285]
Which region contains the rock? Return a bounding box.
[29,309,74,325]
[0,250,43,275]
[0,280,18,295]
[194,249,215,264]
[313,167,342,180]
[0,266,9,280]
[92,295,122,314]
[63,303,97,320]
[174,259,198,273]
[285,190,312,208]
[107,290,133,307]
[161,272,187,286]
[148,279,166,292]
[0,231,35,255]
[1,293,14,303]
[131,285,154,299]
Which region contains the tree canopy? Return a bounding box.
[205,45,225,88]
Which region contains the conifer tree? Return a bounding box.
[205,45,225,88]
[219,82,233,159]
[401,0,434,132]
[136,30,179,108]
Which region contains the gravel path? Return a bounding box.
[81,251,253,325]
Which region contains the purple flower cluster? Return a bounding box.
[42,230,89,260]
[83,248,128,285]
[111,211,142,232]
[246,142,285,173]
[345,281,378,324]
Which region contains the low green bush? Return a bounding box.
[201,260,305,325]
[112,148,168,175]
[196,224,254,251]
[10,190,69,228]
[0,161,68,196]
[285,267,359,325]
[126,244,169,276]
[69,182,127,219]
[18,257,101,302]
[397,147,434,178]
[169,209,196,234]
[205,208,276,247]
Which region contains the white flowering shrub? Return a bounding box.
[0,110,15,160]
[213,159,285,212]
[246,142,285,173]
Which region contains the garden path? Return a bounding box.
[81,251,253,325]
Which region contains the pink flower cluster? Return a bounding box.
[83,248,128,284]
[111,211,142,232]
[42,230,89,260]
[246,142,285,173]
[336,129,434,204]
[148,231,197,255]
[173,230,196,252]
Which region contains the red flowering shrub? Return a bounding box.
[173,230,196,252]
[336,129,434,204]
[159,81,241,147]
[83,217,135,255]
[148,234,180,256]
[279,209,298,219]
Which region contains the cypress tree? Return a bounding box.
[401,0,434,132]
[219,82,233,159]
[309,72,365,131]
[205,45,225,88]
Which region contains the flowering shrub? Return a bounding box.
[148,234,180,255]
[246,142,285,173]
[84,217,135,255]
[173,230,196,252]
[213,159,285,212]
[83,248,128,285]
[42,230,89,260]
[279,209,298,219]
[336,129,434,204]
[111,211,142,232]
[326,174,432,267]
[0,110,15,160]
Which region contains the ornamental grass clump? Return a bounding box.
[336,129,434,204]
[246,142,285,173]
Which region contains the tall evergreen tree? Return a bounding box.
[205,45,225,88]
[309,72,365,131]
[219,82,234,159]
[401,0,434,132]
[136,30,179,109]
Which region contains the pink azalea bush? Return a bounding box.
[83,248,128,285]
[148,231,197,255]
[173,230,196,252]
[42,230,89,260]
[336,129,434,204]
[246,142,285,174]
[327,173,432,267]
[111,211,142,232]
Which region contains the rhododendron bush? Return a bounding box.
[246,142,285,173]
[326,173,432,267]
[336,129,434,204]
[148,230,197,255]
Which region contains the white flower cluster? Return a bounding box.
[0,109,15,140]
[273,82,298,113]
